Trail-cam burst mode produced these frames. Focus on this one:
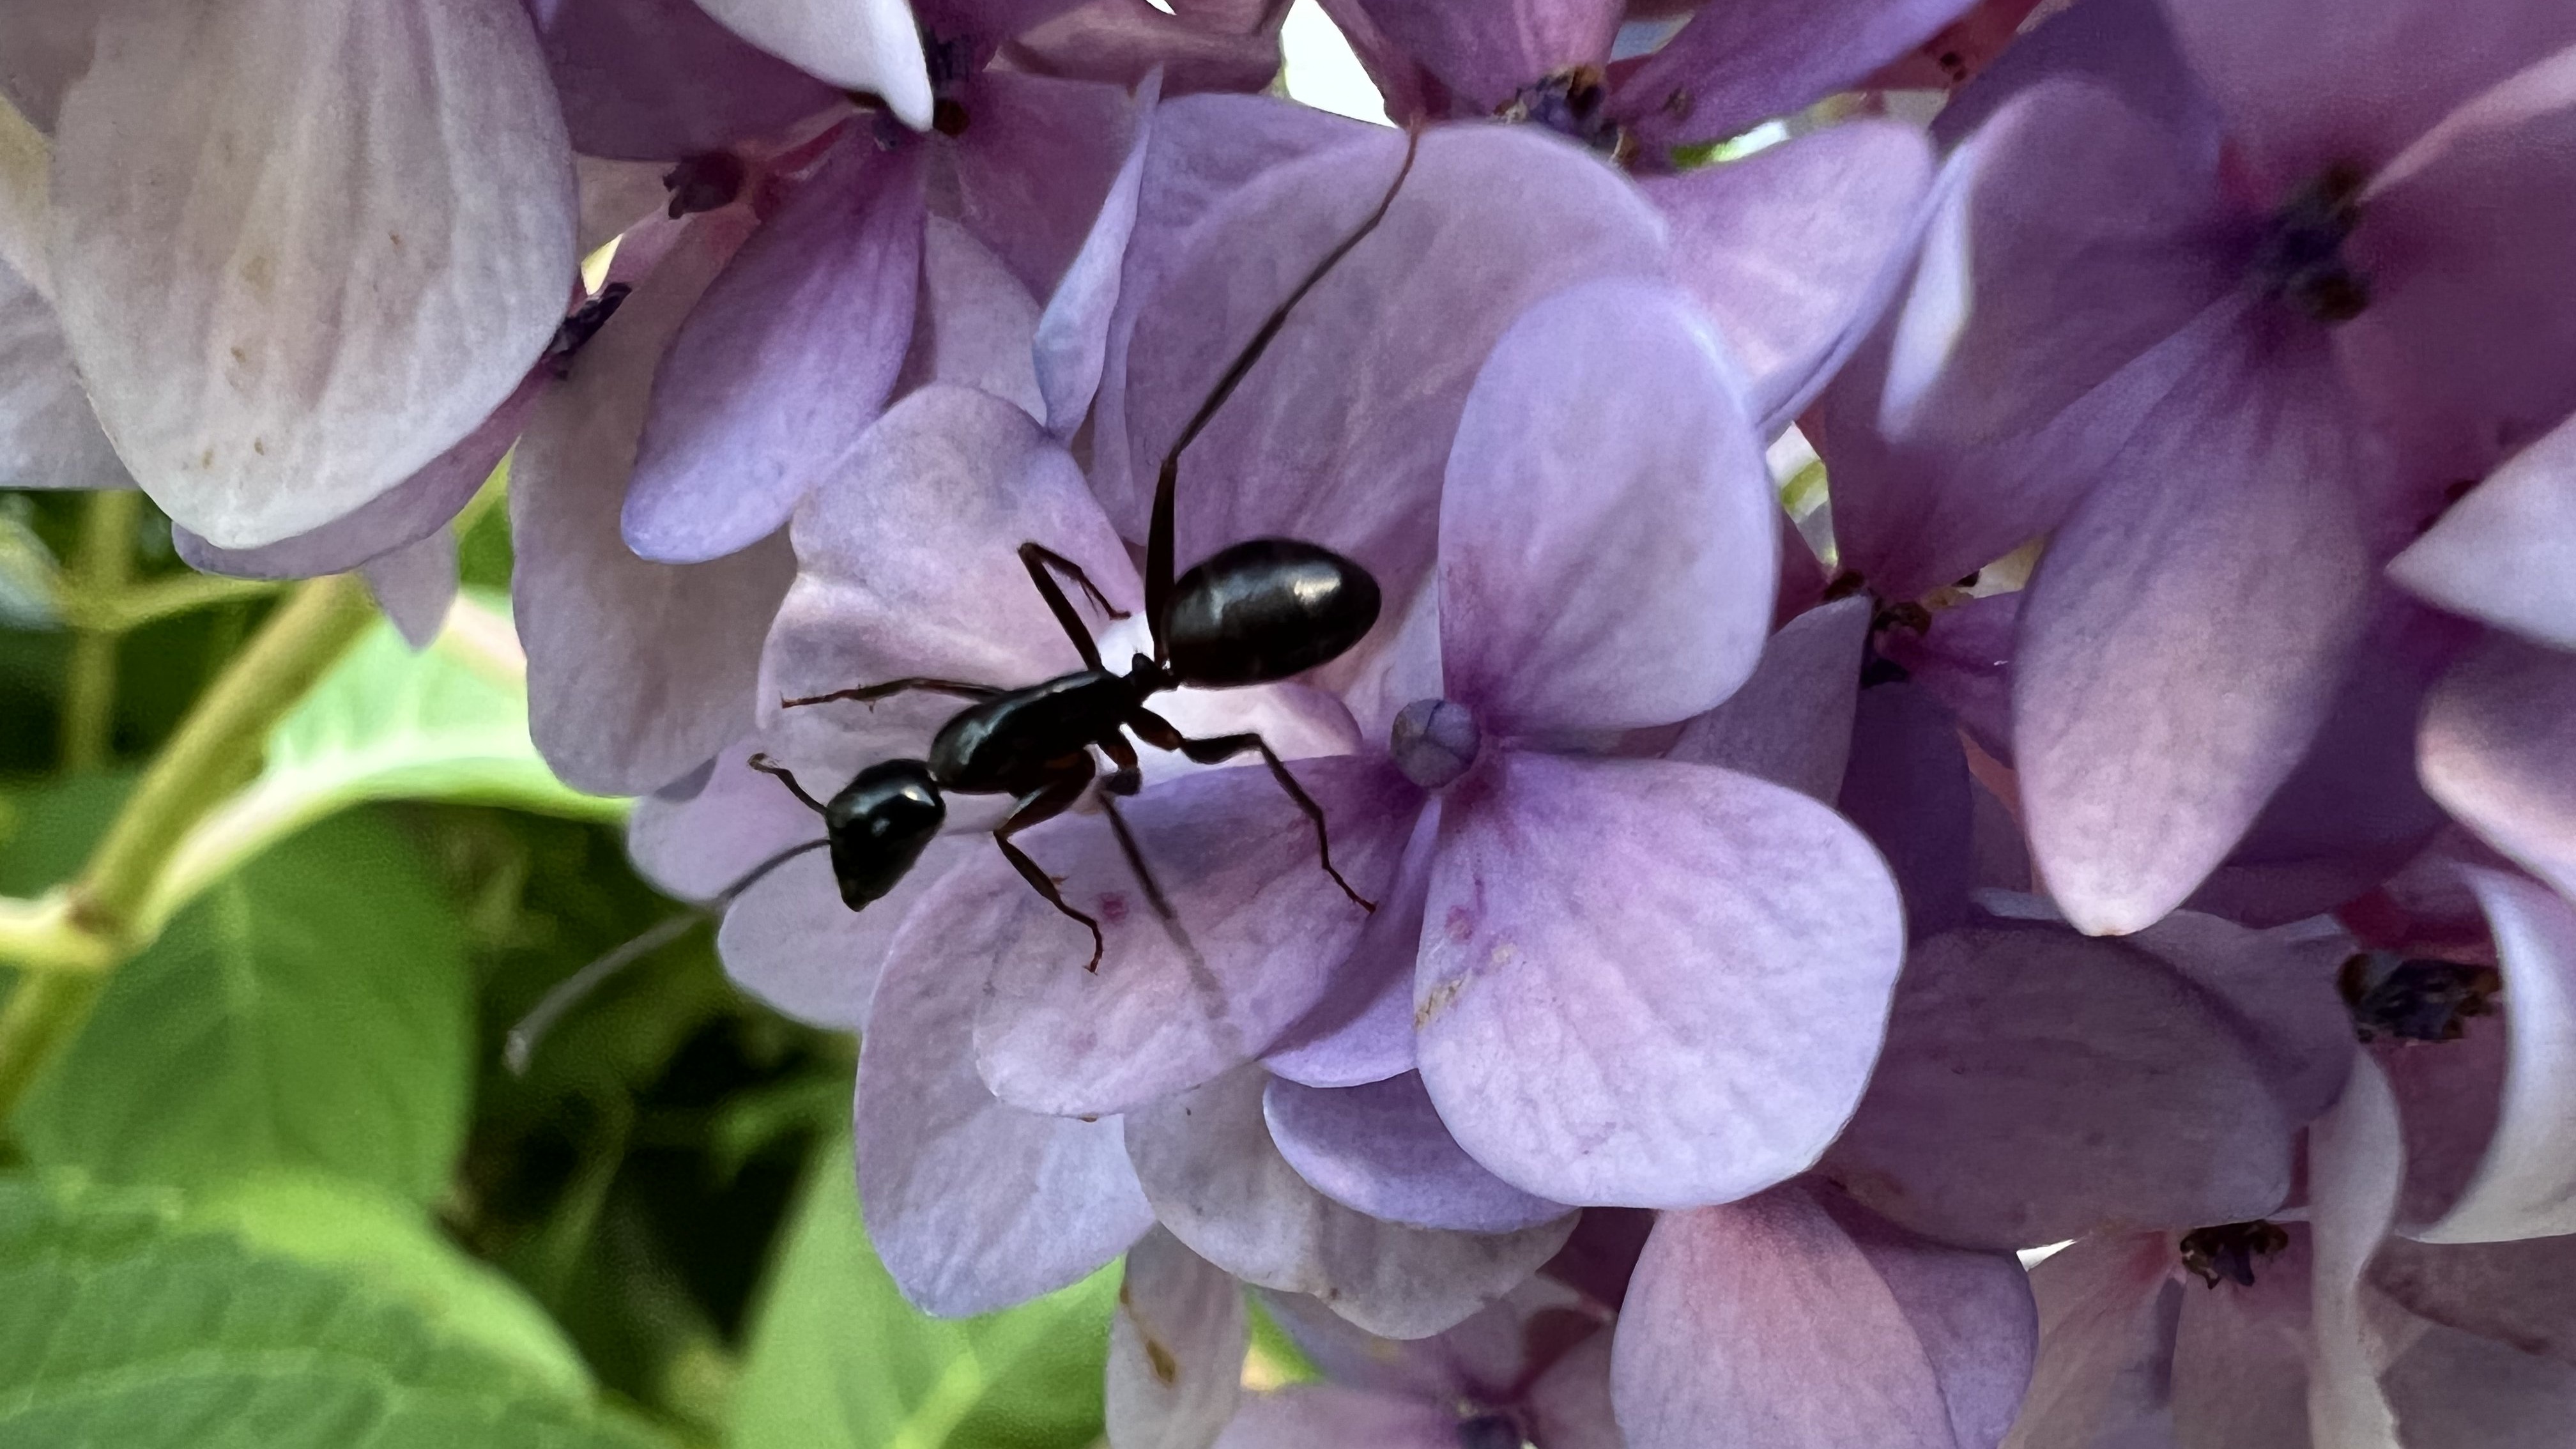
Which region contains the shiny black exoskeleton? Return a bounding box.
[751,134,1420,970]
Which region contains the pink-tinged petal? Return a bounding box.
[2156,0,2576,189]
[1034,70,1157,440]
[1998,1233,2186,1449]
[855,931,1155,1316]
[2306,1052,2405,1449]
[1310,0,1445,124]
[1440,277,1772,734]
[1107,1228,1245,1449]
[1878,80,2234,449]
[625,138,923,563]
[2410,870,2576,1244]
[972,758,1417,1117]
[513,211,798,796]
[2168,1228,2315,1447]
[1214,1388,1457,1449]
[2391,414,2576,652]
[1931,0,2224,158]
[49,0,576,549]
[1119,124,1668,610]
[529,0,841,161]
[1002,0,1289,98]
[2378,1016,2509,1232]
[360,532,457,650]
[1863,0,2046,91]
[1262,802,1435,1089]
[1415,752,1905,1209]
[758,383,1134,769]
[693,0,931,128]
[1607,0,1980,152]
[1667,597,1870,803]
[1823,917,2349,1251]
[1837,680,1975,940]
[0,0,100,132]
[2373,1234,2576,1368]
[1263,1073,1571,1234]
[1526,1330,1621,1449]
[1879,592,2018,763]
[0,252,124,490]
[2418,637,2576,903]
[2015,327,2378,935]
[907,217,1045,418]
[1125,1068,1576,1340]
[1331,0,1618,111]
[951,71,1137,299]
[2379,1307,2576,1445]
[1612,1187,2035,1449]
[1646,121,1933,431]
[176,369,541,580]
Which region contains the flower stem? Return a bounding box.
[59,489,141,770]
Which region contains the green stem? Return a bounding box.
[0,976,100,1123]
[59,490,141,770]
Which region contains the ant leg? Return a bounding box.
[1128,712,1376,913]
[747,753,829,814]
[995,762,1107,972]
[1019,543,1128,673]
[780,677,1002,710]
[1098,793,1178,923]
[1145,129,1423,659]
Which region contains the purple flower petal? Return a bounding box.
[49,0,575,548]
[1124,1068,1576,1340]
[0,0,100,132]
[1666,597,1870,804]
[1645,121,1933,431]
[951,72,1138,298]
[629,739,816,898]
[1822,916,2349,1250]
[1261,802,1434,1089]
[2417,636,2576,905]
[512,212,797,795]
[1524,1328,1621,1449]
[1610,1186,2035,1449]
[1332,0,1619,111]
[1107,1228,1246,1449]
[1034,70,1158,440]
[2014,323,2377,935]
[528,0,841,161]
[1001,0,1289,98]
[1999,1233,2184,1447]
[854,929,1155,1316]
[0,254,125,491]
[1439,277,1773,735]
[1414,751,1904,1209]
[693,0,931,128]
[717,837,976,1031]
[624,137,923,564]
[2390,411,2576,652]
[1607,0,1979,153]
[971,757,1417,1117]
[2169,1230,2317,1445]
[1117,123,1667,608]
[908,217,1046,418]
[1878,592,2017,763]
[1214,1387,1457,1449]
[2373,1234,2576,1368]
[1837,680,1976,940]
[360,532,458,650]
[2306,1054,2405,1447]
[1262,1073,1572,1234]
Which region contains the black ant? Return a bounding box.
[747,132,1423,972]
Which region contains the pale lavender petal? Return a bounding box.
[1107,1227,1245,1449]
[2379,1310,2576,1446]
[972,758,1418,1117]
[1607,0,1979,151]
[716,838,975,1031]
[1997,1232,2184,1449]
[360,531,457,650]
[1611,1186,2034,1449]
[1415,752,1905,1209]
[530,0,841,160]
[1035,70,1158,440]
[49,0,576,548]
[1002,0,1288,101]
[1666,597,1870,803]
[2379,1006,2510,1232]
[2016,325,2378,935]
[1261,802,1434,1089]
[576,156,671,256]
[1878,592,2016,763]
[1823,919,2342,1251]
[693,0,931,128]
[951,71,1137,298]
[1439,277,1773,735]
[1333,0,1619,109]
[855,933,1155,1316]
[2411,870,2576,1244]
[624,137,923,564]
[628,738,815,898]
[0,252,124,490]
[2418,636,2576,903]
[2373,1233,2576,1368]
[1213,1388,1455,1449]
[1117,123,1667,608]
[1124,1068,1575,1340]
[512,211,798,795]
[1645,121,1933,431]
[1262,1073,1571,1234]
[906,217,1045,418]
[2390,413,2576,651]
[176,370,542,580]
[1837,680,1975,940]
[2168,1229,2315,1447]
[0,0,100,131]
[2306,1053,2404,1449]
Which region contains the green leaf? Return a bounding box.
[730,1138,1117,1449]
[155,588,622,919]
[0,772,132,894]
[0,1171,668,1449]
[16,811,473,1205]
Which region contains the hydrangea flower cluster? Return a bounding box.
[9,0,2576,1443]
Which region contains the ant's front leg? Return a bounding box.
[779,677,1002,710]
[1127,710,1376,913]
[1020,543,1130,673]
[993,757,1108,972]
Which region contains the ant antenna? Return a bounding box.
[748,753,829,814]
[503,836,831,1075]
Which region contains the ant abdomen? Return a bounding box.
[1162,538,1382,687]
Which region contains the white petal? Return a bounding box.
[694,0,933,128]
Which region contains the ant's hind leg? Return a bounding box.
[1020,544,1130,673]
[780,677,1002,710]
[1130,715,1376,913]
[995,764,1107,971]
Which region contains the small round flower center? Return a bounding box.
[2253,163,2370,323]
[1455,1411,1531,1449]
[2178,1220,2290,1288]
[2338,950,2503,1043]
[1392,698,1482,789]
[1497,66,1632,164]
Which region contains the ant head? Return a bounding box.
[748,755,945,911]
[1160,538,1382,687]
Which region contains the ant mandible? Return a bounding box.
[748,130,1423,972]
